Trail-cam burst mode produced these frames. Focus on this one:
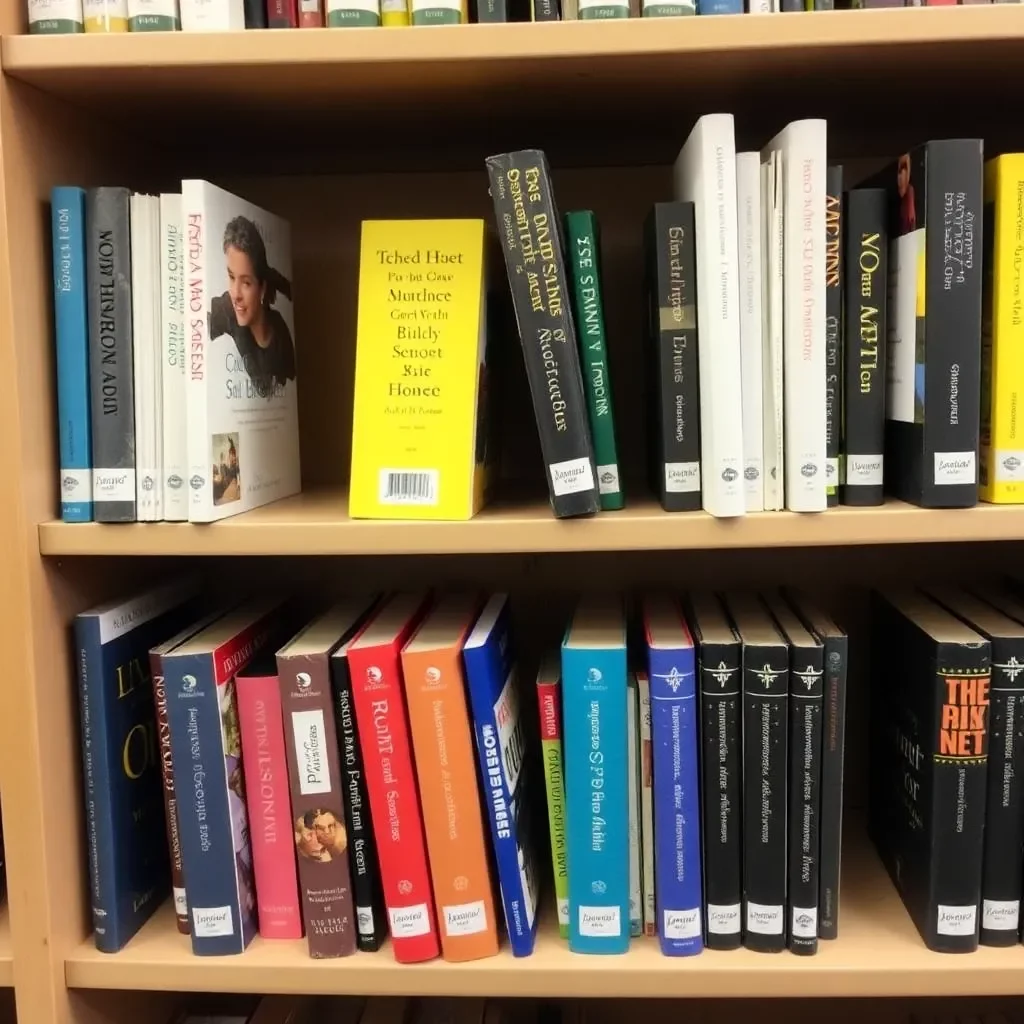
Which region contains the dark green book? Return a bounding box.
[564,211,624,512]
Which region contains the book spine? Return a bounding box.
[127,0,180,28]
[979,637,1024,945]
[279,652,358,957]
[562,644,629,954]
[247,0,269,23]
[649,646,703,956]
[626,676,642,937]
[825,165,843,506]
[787,646,824,955]
[380,0,409,21]
[159,195,188,522]
[410,0,464,20]
[643,0,695,12]
[237,675,303,940]
[151,651,189,934]
[762,153,786,511]
[564,211,624,511]
[28,0,84,31]
[921,141,984,508]
[637,672,656,938]
[646,203,702,511]
[485,151,599,518]
[698,637,743,949]
[83,0,128,29]
[86,187,136,522]
[348,642,439,963]
[331,653,387,952]
[130,195,155,523]
[327,0,380,24]
[817,631,848,938]
[841,189,888,506]
[165,652,248,955]
[266,0,298,20]
[742,641,789,951]
[736,153,765,512]
[530,0,560,17]
[475,0,507,18]
[928,643,990,951]
[537,677,570,938]
[51,187,93,522]
[578,0,628,15]
[181,0,246,25]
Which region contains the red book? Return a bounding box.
[236,655,303,940]
[347,592,438,964]
[266,0,298,23]
[298,0,323,24]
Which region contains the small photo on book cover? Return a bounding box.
[294,807,348,864]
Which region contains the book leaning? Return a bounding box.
[182,181,300,522]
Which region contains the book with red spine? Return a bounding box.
[236,654,303,940]
[298,0,323,23]
[347,592,439,964]
[266,0,299,22]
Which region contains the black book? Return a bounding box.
[784,589,848,940]
[331,634,388,953]
[485,150,599,519]
[868,140,984,509]
[765,591,824,956]
[932,585,1024,947]
[841,188,888,506]
[869,589,990,952]
[825,165,843,507]
[243,0,267,25]
[686,591,742,949]
[475,0,508,18]
[723,591,789,953]
[86,186,136,523]
[644,202,701,512]
[531,0,560,17]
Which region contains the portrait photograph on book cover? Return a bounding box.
[294,807,348,863]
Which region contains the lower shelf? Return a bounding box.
[64,844,1024,998]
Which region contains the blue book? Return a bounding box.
[462,593,543,957]
[697,0,742,11]
[51,186,92,522]
[163,596,285,956]
[643,594,704,957]
[562,596,629,954]
[74,580,200,952]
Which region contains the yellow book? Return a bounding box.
[349,219,493,521]
[980,154,1024,503]
[380,0,410,24]
[83,0,128,29]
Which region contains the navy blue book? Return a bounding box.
[462,593,543,957]
[75,580,200,952]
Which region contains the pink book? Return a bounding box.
[236,655,303,940]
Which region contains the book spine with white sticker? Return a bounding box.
[537,667,570,939]
[627,675,642,936]
[761,153,785,511]
[825,165,843,506]
[160,194,189,521]
[637,671,656,937]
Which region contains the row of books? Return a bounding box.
[51,183,300,524]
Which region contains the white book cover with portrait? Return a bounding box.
[181,180,301,523]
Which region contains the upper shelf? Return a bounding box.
[35,488,1024,557]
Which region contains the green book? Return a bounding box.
[577,0,628,13]
[564,210,625,511]
[537,655,570,939]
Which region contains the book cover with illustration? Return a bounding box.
[181,181,300,523]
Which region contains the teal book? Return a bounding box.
[561,596,630,954]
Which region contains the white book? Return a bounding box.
[673,114,746,519]
[761,154,785,511]
[637,671,655,938]
[736,153,765,512]
[627,674,642,938]
[761,120,828,513]
[160,194,189,522]
[181,180,301,523]
[180,0,244,29]
[746,0,771,11]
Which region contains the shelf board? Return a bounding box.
[0,907,13,988]
[35,490,1024,557]
[64,843,1024,998]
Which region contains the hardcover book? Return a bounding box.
[485,150,599,519]
[349,220,494,521]
[83,0,128,29]
[626,673,642,937]
[160,192,189,522]
[636,670,655,937]
[643,594,703,957]
[181,180,300,523]
[180,0,246,27]
[825,164,844,506]
[462,594,543,957]
[686,590,742,949]
[75,580,199,952]
[28,0,85,32]
[562,596,629,954]
[761,150,785,511]
[869,589,990,952]
[266,0,298,21]
[127,0,180,28]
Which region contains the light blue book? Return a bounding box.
[51,186,93,522]
[562,596,629,954]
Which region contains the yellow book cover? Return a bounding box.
[380,0,410,23]
[980,154,1024,503]
[83,0,128,29]
[349,219,493,521]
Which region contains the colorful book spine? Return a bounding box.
[825,165,843,506]
[28,0,84,32]
[236,663,303,940]
[637,671,655,937]
[564,211,624,511]
[83,0,128,28]
[626,674,642,938]
[266,0,298,21]
[158,194,187,522]
[51,187,93,523]
[380,0,409,21]
[537,659,570,939]
[298,0,323,20]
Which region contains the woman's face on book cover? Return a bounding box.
[226,245,266,328]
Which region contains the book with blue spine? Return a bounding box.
[461,593,543,958]
[74,579,200,952]
[51,186,93,522]
[643,594,704,957]
[561,596,629,954]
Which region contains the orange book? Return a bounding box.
[401,593,499,962]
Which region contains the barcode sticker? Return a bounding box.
[379,468,439,506]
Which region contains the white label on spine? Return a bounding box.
[826,457,839,487]
[707,902,742,934]
[550,457,595,497]
[192,905,234,937]
[983,899,1019,931]
[845,454,883,487]
[357,905,375,936]
[389,903,431,937]
[791,906,817,938]
[291,709,330,795]
[995,450,1024,482]
[557,897,570,926]
[746,902,784,935]
[61,468,92,502]
[937,903,976,936]
[443,900,487,936]
[173,887,188,918]
[579,905,620,937]
[93,469,136,503]
[28,0,84,24]
[934,451,976,486]
[665,462,701,493]
[663,907,701,939]
[596,464,620,495]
